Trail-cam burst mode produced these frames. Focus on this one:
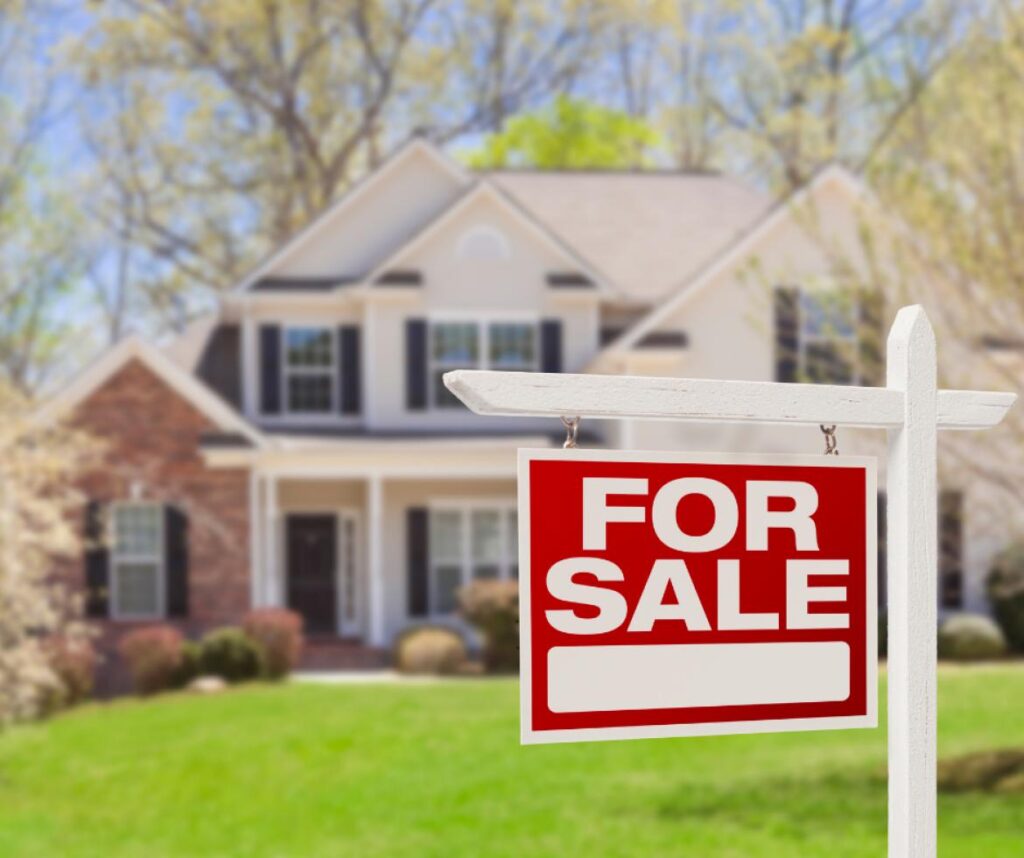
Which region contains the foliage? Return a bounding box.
[467,96,663,169]
[198,628,265,683]
[878,612,887,659]
[0,382,97,725]
[119,626,189,695]
[987,542,1024,652]
[938,748,1024,794]
[172,641,202,690]
[394,626,467,675]
[243,609,304,680]
[44,636,97,710]
[937,614,1008,661]
[458,579,519,673]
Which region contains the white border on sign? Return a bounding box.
[517,448,878,746]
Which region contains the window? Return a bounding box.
[798,291,858,384]
[111,503,164,619]
[284,327,334,413]
[428,505,518,614]
[430,321,537,408]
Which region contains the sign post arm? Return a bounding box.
[885,305,938,858]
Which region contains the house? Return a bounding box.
[40,139,993,684]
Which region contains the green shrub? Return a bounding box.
[119,626,186,695]
[458,579,519,673]
[243,609,304,679]
[394,626,467,675]
[198,628,265,683]
[987,543,1024,652]
[937,614,1008,661]
[878,612,887,659]
[171,641,201,689]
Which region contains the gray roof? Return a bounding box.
[486,170,770,303]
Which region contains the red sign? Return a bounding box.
[518,449,877,744]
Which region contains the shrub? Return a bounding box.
[198,627,265,683]
[458,579,519,673]
[937,614,1008,661]
[394,626,467,675]
[878,612,888,659]
[46,636,97,707]
[171,641,201,689]
[243,609,304,679]
[119,626,186,695]
[987,543,1024,652]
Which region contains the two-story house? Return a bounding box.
[40,139,986,682]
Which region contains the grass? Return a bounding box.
[0,666,1022,857]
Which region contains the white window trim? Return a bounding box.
[426,499,518,617]
[427,314,540,410]
[110,501,165,621]
[281,324,338,417]
[795,287,861,385]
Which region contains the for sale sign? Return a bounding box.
[518,449,877,744]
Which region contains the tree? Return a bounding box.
[0,382,97,725]
[466,95,663,168]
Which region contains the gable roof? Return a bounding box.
[602,164,869,354]
[233,138,469,293]
[486,169,771,303]
[36,335,265,447]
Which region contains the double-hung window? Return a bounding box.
[430,321,537,408]
[798,291,858,384]
[284,326,334,414]
[111,503,164,619]
[428,504,518,614]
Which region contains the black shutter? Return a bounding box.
[774,286,800,382]
[83,500,109,618]
[405,319,428,410]
[540,319,563,373]
[407,507,429,617]
[165,505,189,618]
[259,324,281,415]
[939,491,964,610]
[859,289,885,387]
[339,325,361,414]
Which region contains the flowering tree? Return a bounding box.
[0,383,97,725]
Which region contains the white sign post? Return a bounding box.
[444,305,1016,858]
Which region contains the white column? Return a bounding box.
[248,470,261,607]
[886,306,938,858]
[367,476,385,646]
[263,475,280,605]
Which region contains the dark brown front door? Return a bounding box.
[286,514,336,635]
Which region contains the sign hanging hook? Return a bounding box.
[820,424,839,456]
[561,416,580,449]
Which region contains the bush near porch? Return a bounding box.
[1,665,1023,857]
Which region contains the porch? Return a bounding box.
[236,437,529,649]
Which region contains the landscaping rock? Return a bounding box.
[187,675,228,695]
[937,749,1024,792]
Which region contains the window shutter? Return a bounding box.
[858,289,885,387]
[939,491,964,610]
[165,505,189,618]
[259,324,281,415]
[540,319,563,373]
[339,325,361,415]
[774,287,800,382]
[407,507,429,617]
[405,319,428,411]
[83,500,109,619]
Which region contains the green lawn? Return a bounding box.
[0,667,1022,857]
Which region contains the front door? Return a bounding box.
[286,514,337,635]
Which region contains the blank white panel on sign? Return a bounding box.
[547,642,851,713]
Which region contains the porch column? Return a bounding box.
[263,475,280,605]
[367,475,385,646]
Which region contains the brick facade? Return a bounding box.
[68,358,251,690]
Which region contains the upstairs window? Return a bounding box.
[111,503,164,619]
[799,291,858,384]
[430,321,537,408]
[284,326,334,414]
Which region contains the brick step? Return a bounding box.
[300,638,391,671]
